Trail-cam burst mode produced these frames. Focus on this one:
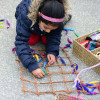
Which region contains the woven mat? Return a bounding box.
[12,48,84,96]
[55,94,84,100]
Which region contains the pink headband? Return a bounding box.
[40,13,64,22]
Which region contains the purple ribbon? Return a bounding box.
[0,19,5,21]
[73,63,100,88]
[6,20,10,29]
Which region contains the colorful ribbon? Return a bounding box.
[73,63,100,88]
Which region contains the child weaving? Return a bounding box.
[15,0,71,78]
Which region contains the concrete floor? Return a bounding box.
[0,0,100,100]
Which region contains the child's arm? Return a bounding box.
[46,25,63,57]
[15,2,40,73]
[15,0,45,78]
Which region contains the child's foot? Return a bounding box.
[63,14,72,25]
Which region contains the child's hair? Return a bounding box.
[28,0,69,26]
[38,0,65,26]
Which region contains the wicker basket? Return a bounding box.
[72,30,100,74]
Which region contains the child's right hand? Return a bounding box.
[32,68,45,78]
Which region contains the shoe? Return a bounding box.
[63,14,72,25]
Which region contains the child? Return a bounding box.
[15,0,71,78]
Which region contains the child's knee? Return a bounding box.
[41,36,47,45]
[28,34,40,45]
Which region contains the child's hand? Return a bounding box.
[47,54,55,66]
[32,68,45,78]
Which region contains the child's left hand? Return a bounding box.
[47,54,55,66]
